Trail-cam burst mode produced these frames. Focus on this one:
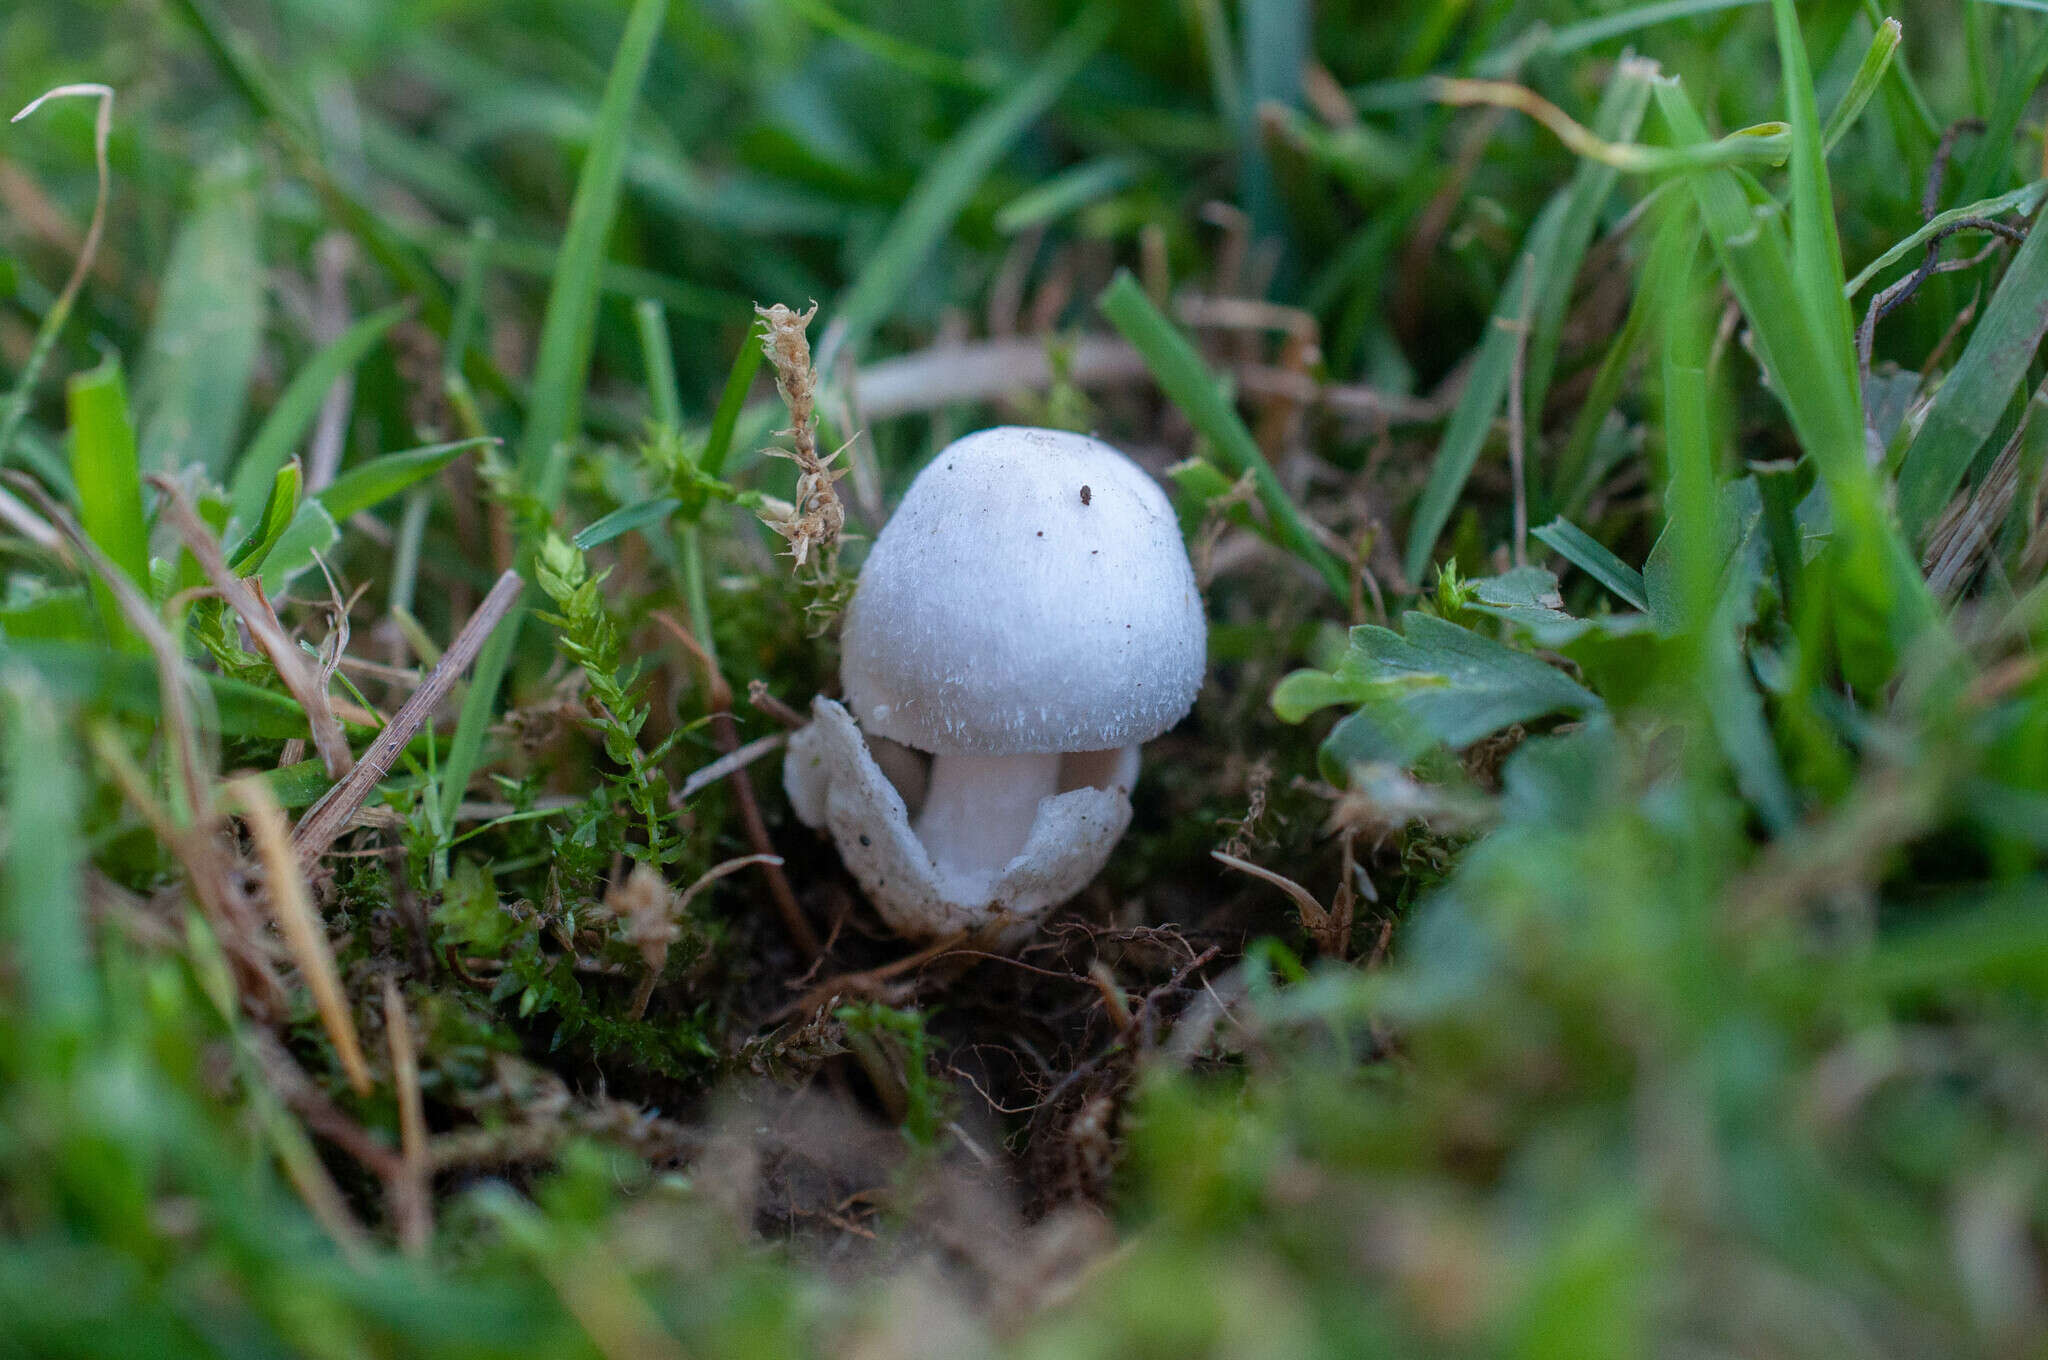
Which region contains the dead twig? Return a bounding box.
[293,568,523,862]
[677,731,787,801]
[747,679,809,731]
[1857,218,2024,381]
[849,333,1442,427]
[769,930,973,1023]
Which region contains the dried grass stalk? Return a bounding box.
[230,775,374,1095]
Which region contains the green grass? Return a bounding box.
[5,0,2048,1355]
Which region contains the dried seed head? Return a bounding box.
[752,302,846,579]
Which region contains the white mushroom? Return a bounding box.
[784,426,1205,938]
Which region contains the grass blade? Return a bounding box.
[317,438,494,524]
[1954,19,2048,206]
[1895,216,2048,538]
[1098,271,1348,597]
[1533,518,1651,612]
[1844,180,2048,296]
[1404,59,1654,583]
[1655,75,1937,684]
[634,299,683,430]
[447,0,669,830]
[65,360,149,651]
[1770,0,1860,395]
[1239,0,1308,243]
[516,0,670,503]
[229,302,411,527]
[701,316,766,480]
[136,155,264,476]
[994,155,1142,233]
[1652,209,1796,828]
[2,675,96,1034]
[574,497,682,552]
[818,3,1113,372]
[1,85,113,477]
[1820,17,1900,153]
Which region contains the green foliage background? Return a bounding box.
[6,0,2048,1355]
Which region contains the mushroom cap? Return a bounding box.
[841,426,1206,756]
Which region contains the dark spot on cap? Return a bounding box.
[858,834,871,846]
[1080,485,1092,505]
[1036,530,1043,537]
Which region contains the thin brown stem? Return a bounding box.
[651,611,821,960]
[293,569,523,862]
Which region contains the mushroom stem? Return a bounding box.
[914,752,1061,881]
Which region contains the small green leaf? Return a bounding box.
[1462,567,1579,633]
[574,496,682,551]
[226,460,302,574]
[255,499,341,594]
[1273,612,1602,777]
[317,437,490,523]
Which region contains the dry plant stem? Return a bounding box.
[249,1026,404,1182]
[1034,944,1224,1112]
[755,302,846,571]
[294,568,523,862]
[269,1120,371,1263]
[747,679,808,730]
[1,85,113,457]
[855,336,1147,417]
[770,930,974,1023]
[1856,220,2022,381]
[651,610,821,959]
[153,477,356,779]
[1213,850,1351,956]
[87,727,291,1016]
[1431,70,1704,173]
[424,1103,701,1173]
[304,233,357,492]
[677,731,787,801]
[527,1248,691,1360]
[1505,263,1536,568]
[382,977,432,1256]
[851,333,1443,425]
[230,776,374,1095]
[0,486,66,552]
